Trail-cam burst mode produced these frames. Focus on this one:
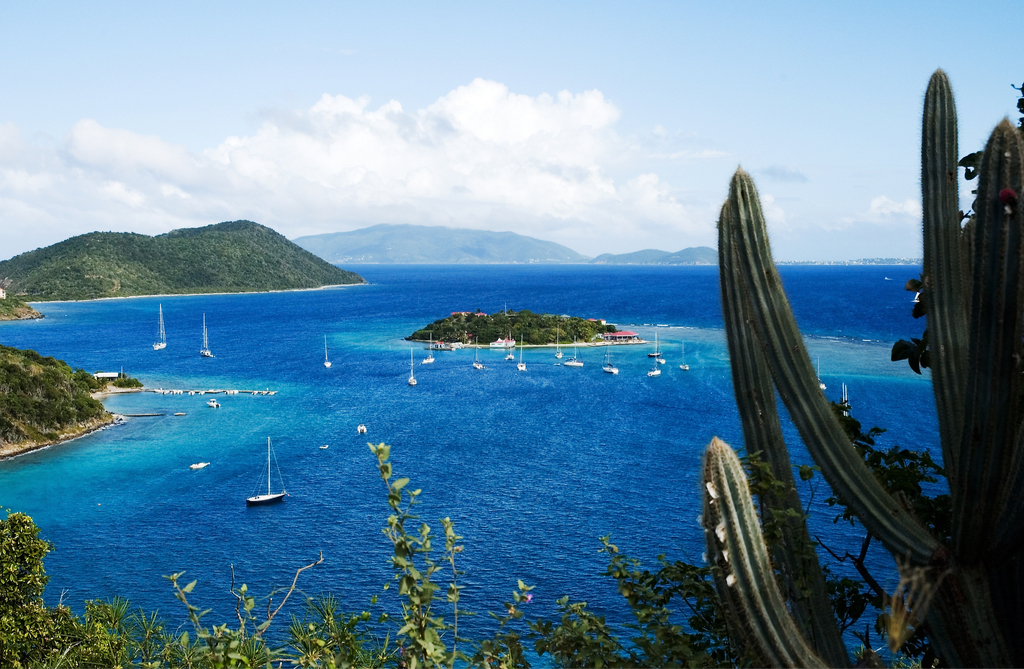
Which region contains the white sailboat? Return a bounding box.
[555,324,563,359]
[505,332,515,360]
[517,343,527,371]
[648,330,662,358]
[408,349,417,386]
[423,334,435,364]
[473,346,484,370]
[152,304,166,350]
[564,338,583,367]
[817,357,826,390]
[603,348,618,374]
[246,437,286,506]
[323,335,332,368]
[200,314,214,358]
[647,358,661,377]
[679,341,690,371]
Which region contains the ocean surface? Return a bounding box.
[0,264,938,647]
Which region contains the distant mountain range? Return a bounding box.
[589,247,718,265]
[0,220,364,301]
[293,224,590,264]
[293,224,718,265]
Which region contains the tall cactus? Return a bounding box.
[705,69,1024,666]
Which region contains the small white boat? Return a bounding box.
[603,349,619,374]
[357,423,367,434]
[817,357,826,390]
[200,314,214,358]
[564,338,584,367]
[190,462,210,470]
[323,335,332,368]
[517,343,527,371]
[647,356,661,377]
[206,399,220,408]
[473,347,484,370]
[246,437,287,506]
[153,304,167,350]
[174,412,186,416]
[679,342,690,371]
[408,349,417,386]
[423,334,435,364]
[320,445,329,450]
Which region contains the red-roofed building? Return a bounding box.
[602,331,639,342]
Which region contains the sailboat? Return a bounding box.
[152,304,166,350]
[603,348,619,374]
[246,437,286,506]
[473,346,484,370]
[422,334,435,364]
[517,343,527,371]
[679,341,690,371]
[648,330,662,358]
[564,338,583,367]
[555,324,563,359]
[647,358,661,377]
[817,357,826,390]
[408,349,417,386]
[505,332,515,360]
[200,314,214,358]
[323,335,332,368]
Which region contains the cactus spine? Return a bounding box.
[705,70,1024,666]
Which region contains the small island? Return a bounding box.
[0,291,43,321]
[407,309,619,346]
[0,344,142,459]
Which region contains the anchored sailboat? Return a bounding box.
[679,341,690,371]
[408,349,417,386]
[517,342,527,371]
[473,346,484,370]
[200,314,214,358]
[564,338,583,367]
[152,304,166,350]
[603,348,619,374]
[246,438,286,506]
[555,324,563,359]
[423,334,435,364]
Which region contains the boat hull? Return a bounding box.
[246,493,286,506]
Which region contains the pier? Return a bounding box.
[147,388,277,396]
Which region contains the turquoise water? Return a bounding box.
[0,264,937,641]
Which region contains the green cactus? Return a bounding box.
[705,69,1024,666]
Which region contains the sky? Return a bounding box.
[0,1,1021,262]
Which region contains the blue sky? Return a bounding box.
[1,1,1020,261]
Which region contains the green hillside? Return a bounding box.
[590,246,718,265]
[408,309,616,346]
[0,221,365,301]
[0,345,109,449]
[0,295,43,321]
[293,224,591,264]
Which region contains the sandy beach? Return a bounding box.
[0,413,124,461]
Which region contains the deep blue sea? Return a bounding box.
[0,264,937,647]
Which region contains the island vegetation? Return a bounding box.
[0,294,43,321]
[407,309,617,346]
[0,220,365,302]
[0,344,140,457]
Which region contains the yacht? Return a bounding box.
[408,349,417,386]
[563,338,583,367]
[603,348,619,374]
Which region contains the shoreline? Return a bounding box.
[24,282,368,306]
[411,340,650,348]
[0,413,123,461]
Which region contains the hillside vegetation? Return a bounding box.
[294,224,591,264]
[408,309,616,345]
[0,295,43,321]
[0,221,365,301]
[590,246,718,265]
[0,345,110,448]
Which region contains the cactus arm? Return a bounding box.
[718,202,849,666]
[721,168,940,564]
[953,119,1024,561]
[702,437,826,668]
[922,69,968,480]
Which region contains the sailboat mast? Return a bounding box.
[267,438,272,495]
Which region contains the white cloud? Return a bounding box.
[761,193,787,227]
[0,79,720,259]
[868,195,921,220]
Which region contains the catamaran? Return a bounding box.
[323,335,332,368]
[408,349,417,386]
[517,343,527,371]
[564,338,583,367]
[200,314,214,358]
[246,437,286,506]
[152,304,166,350]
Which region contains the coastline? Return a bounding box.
[0,413,123,461]
[24,282,368,306]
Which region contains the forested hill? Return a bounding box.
[0,221,365,301]
[293,224,591,264]
[589,246,718,265]
[408,310,616,345]
[0,345,109,451]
